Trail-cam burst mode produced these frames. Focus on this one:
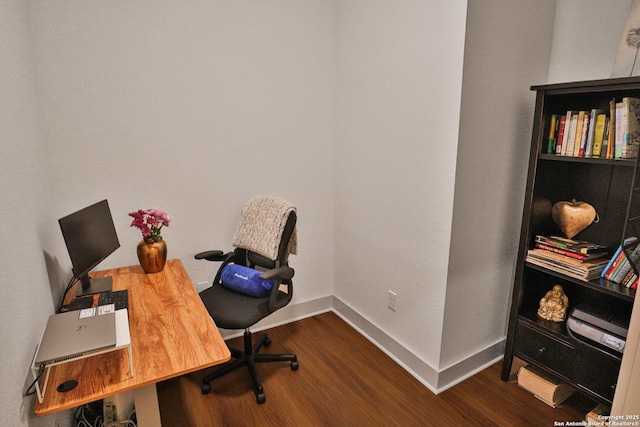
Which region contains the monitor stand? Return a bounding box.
[75,275,112,297]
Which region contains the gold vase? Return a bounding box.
[137,238,167,273]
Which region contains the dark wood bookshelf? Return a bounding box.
[502,77,640,407]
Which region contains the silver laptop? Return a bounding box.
[34,310,116,366]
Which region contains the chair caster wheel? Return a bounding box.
[202,383,211,395]
[291,361,299,370]
[257,392,266,404]
[264,336,272,347]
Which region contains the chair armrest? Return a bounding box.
[194,250,227,261]
[259,266,295,281]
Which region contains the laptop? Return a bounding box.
[34,309,116,366]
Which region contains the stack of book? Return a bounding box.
[526,235,610,281]
[601,237,639,289]
[546,97,640,159]
[517,364,575,407]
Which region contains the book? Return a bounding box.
[578,112,590,157]
[609,237,640,283]
[601,117,611,158]
[562,110,577,156]
[517,365,575,408]
[526,249,609,280]
[591,113,607,157]
[610,255,632,283]
[585,109,606,157]
[604,248,628,280]
[547,114,559,154]
[602,243,627,280]
[622,97,640,159]
[616,101,624,159]
[602,237,639,280]
[607,99,616,159]
[555,115,567,155]
[571,110,585,156]
[533,242,607,261]
[620,266,637,287]
[534,235,609,255]
[623,238,640,277]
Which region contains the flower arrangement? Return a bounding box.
[627,26,640,76]
[129,209,171,242]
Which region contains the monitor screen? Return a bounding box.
[58,199,120,297]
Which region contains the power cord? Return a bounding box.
[24,364,45,396]
[105,407,137,427]
[75,401,137,427]
[58,276,79,313]
[74,401,103,427]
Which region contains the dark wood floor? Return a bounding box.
[157,311,597,426]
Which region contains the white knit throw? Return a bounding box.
[233,195,297,261]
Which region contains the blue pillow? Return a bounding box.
[220,264,275,297]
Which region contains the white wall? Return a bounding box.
[8,1,336,426]
[440,0,556,375]
[334,0,467,369]
[1,2,59,426]
[28,1,336,306]
[548,0,632,83]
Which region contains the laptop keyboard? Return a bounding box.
[98,290,129,310]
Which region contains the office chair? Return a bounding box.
[195,195,299,404]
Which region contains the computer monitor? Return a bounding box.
[58,199,120,297]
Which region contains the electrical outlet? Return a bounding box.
[387,290,397,312]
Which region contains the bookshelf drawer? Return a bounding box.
[514,323,577,378]
[575,349,621,403]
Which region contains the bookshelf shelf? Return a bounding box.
[539,153,637,166]
[524,262,636,301]
[502,77,640,406]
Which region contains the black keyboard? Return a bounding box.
[98,290,128,310]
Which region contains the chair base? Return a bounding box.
[202,330,298,404]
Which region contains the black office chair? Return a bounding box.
[195,195,299,404]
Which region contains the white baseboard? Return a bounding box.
[217,294,505,393]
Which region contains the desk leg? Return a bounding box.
[133,384,162,427]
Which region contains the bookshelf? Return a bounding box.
[502,77,640,406]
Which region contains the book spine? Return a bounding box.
[604,250,626,280]
[547,114,559,154]
[534,235,607,254]
[623,97,640,159]
[631,99,640,159]
[602,117,610,158]
[611,257,632,283]
[579,113,590,157]
[555,115,567,155]
[585,109,605,157]
[616,102,624,159]
[592,114,607,157]
[572,111,585,156]
[534,243,587,260]
[621,267,636,287]
[562,111,575,156]
[607,100,616,159]
[602,245,624,279]
[584,110,596,157]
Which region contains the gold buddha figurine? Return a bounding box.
[537,284,569,322]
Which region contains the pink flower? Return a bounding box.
[129,208,171,242]
[147,209,171,226]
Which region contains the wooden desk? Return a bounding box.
[34,259,230,424]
